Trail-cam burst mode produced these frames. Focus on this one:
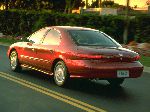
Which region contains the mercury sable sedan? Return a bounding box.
[7,26,143,86]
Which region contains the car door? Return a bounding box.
[22,28,49,67]
[34,28,61,71]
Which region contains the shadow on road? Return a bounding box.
[17,69,133,101]
[65,79,132,100]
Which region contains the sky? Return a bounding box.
[115,0,147,7]
[86,0,148,7]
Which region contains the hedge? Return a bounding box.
[0,10,150,43]
[135,14,150,43]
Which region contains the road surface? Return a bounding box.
[0,45,150,112]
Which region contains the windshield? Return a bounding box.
[68,30,119,47]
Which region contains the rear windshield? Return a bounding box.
[68,30,119,47]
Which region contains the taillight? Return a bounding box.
[71,54,103,60]
[133,55,140,61]
[76,54,103,60]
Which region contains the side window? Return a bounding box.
[42,29,61,45]
[29,28,48,44]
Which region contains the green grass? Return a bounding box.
[140,56,150,67]
[0,38,19,44]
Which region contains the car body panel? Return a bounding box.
[65,59,143,78]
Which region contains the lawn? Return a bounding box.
[140,56,150,67]
[0,37,18,44]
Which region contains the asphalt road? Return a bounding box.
[0,45,150,112]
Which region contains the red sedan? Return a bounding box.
[7,26,143,86]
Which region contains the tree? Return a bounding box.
[99,0,102,7]
[123,0,130,44]
[91,0,99,8]
[64,0,85,14]
[112,3,120,8]
[5,0,53,10]
[5,0,9,10]
[51,0,66,12]
[101,0,114,7]
[74,0,85,9]
[134,5,137,8]
[146,0,150,5]
[86,0,88,8]
[64,0,74,13]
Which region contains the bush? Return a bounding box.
[135,14,150,43]
[0,10,149,43]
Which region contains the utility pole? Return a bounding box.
[123,0,130,44]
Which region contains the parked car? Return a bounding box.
[7,26,143,86]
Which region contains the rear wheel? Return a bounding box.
[54,61,69,87]
[107,79,124,86]
[9,50,22,72]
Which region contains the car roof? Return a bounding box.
[50,26,98,31]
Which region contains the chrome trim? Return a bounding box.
[20,55,50,63]
[21,64,53,75]
[29,57,34,59]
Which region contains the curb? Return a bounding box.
[0,43,150,73]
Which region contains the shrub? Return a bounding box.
[0,10,149,43]
[135,14,150,43]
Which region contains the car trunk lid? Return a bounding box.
[77,46,139,62]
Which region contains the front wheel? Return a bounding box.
[9,50,22,72]
[54,61,69,87]
[107,79,124,86]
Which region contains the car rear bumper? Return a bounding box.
[65,60,143,79]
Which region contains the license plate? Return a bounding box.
[117,70,129,78]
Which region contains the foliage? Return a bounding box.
[1,0,53,10]
[140,56,150,67]
[64,0,85,14]
[101,0,114,7]
[90,0,99,8]
[0,10,149,43]
[135,14,150,43]
[146,0,150,5]
[0,0,85,12]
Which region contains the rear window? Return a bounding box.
[68,30,119,47]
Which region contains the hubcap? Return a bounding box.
[55,65,65,84]
[10,51,17,70]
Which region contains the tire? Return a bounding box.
[107,79,124,87]
[53,61,69,87]
[9,50,22,72]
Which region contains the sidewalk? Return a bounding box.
[0,42,150,73]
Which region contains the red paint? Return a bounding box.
[7,26,143,79]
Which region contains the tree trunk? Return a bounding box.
[123,0,130,44]
[99,0,102,8]
[86,0,88,9]
[5,0,9,10]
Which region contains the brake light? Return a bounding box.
[77,54,103,59]
[133,55,140,61]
